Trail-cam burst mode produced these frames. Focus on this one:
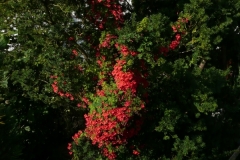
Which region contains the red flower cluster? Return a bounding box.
[67,130,82,156]
[78,33,149,159]
[158,17,189,57]
[112,60,137,93]
[87,0,124,30]
[97,89,105,97]
[115,43,137,56]
[172,26,177,33]
[169,33,181,50]
[132,150,140,155]
[82,97,90,105]
[50,76,74,101]
[72,130,83,145]
[70,49,78,59]
[74,64,83,72]
[84,99,144,159]
[72,49,78,57]
[169,18,188,50]
[51,81,58,93]
[102,148,117,160]
[84,106,131,148]
[65,14,151,159]
[67,143,72,155]
[112,60,148,94]
[76,96,90,108]
[84,105,129,160]
[172,17,188,33]
[99,34,117,48]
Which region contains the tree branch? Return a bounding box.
[229,146,240,160]
[199,59,206,71]
[40,0,55,25]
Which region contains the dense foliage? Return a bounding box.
[1,0,240,159]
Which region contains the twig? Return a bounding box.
[39,79,48,84]
[77,46,90,64]
[178,48,196,54]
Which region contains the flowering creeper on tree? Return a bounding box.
[52,2,191,160]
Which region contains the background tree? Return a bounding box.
[0,0,90,159]
[1,0,240,160]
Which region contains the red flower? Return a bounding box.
[169,40,180,50]
[133,150,140,155]
[124,101,131,107]
[172,26,178,32]
[65,92,70,97]
[68,37,74,41]
[140,103,145,109]
[175,34,181,41]
[99,34,117,48]
[97,89,105,97]
[115,44,138,56]
[69,95,74,101]
[119,45,129,56]
[65,92,74,100]
[58,91,64,97]
[72,130,82,145]
[72,49,78,56]
[82,97,90,104]
[50,75,58,79]
[112,60,138,93]
[67,143,72,150]
[51,83,58,93]
[130,51,137,56]
[76,65,83,72]
[97,60,103,67]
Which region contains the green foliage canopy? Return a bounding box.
[1,0,240,160]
